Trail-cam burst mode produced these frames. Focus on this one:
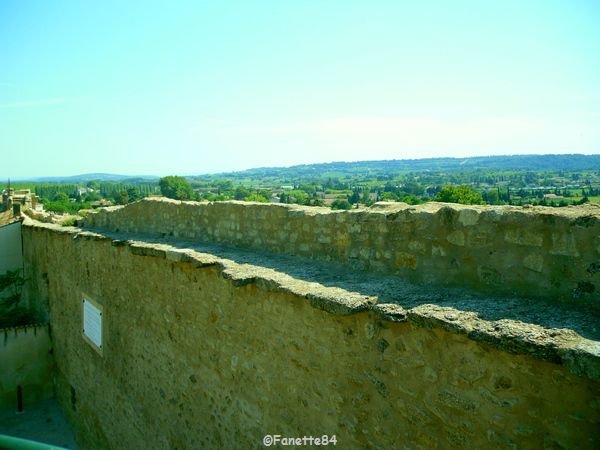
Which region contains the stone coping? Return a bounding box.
[23,218,600,382]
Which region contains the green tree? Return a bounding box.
[483,189,501,205]
[126,187,141,202]
[380,192,397,201]
[361,191,373,206]
[84,191,102,202]
[52,192,70,202]
[331,198,352,210]
[159,176,194,200]
[348,189,361,204]
[399,194,422,205]
[233,186,250,200]
[113,190,129,205]
[245,192,269,202]
[305,194,324,206]
[288,190,308,204]
[435,185,484,205]
[86,180,100,190]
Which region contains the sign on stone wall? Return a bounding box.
[82,296,103,354]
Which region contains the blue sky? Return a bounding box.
[1,0,599,178]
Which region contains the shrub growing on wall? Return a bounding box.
[0,269,42,328]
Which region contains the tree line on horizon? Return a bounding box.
[6,158,599,213]
[157,173,595,209]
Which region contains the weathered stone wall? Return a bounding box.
[84,198,600,309]
[21,221,600,449]
[0,324,54,411]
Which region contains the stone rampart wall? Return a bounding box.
[21,221,600,449]
[84,198,600,308]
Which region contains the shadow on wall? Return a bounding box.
[0,325,54,412]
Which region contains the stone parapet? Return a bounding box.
[84,198,600,308]
[22,219,600,382]
[20,218,600,449]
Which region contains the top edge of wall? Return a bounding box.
[91,196,600,219]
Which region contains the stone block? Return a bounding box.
[523,254,544,273]
[447,230,465,246]
[395,252,417,269]
[458,209,480,226]
[408,240,426,254]
[504,230,543,247]
[550,233,580,257]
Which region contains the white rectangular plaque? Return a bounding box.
[82,297,103,351]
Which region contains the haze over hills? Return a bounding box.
[196,154,600,181]
[11,154,600,183]
[18,173,160,183]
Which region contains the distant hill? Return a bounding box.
[24,173,160,183]
[195,154,600,180]
[14,154,600,183]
